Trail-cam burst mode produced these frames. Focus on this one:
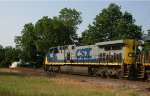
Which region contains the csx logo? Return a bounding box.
[76,48,92,58]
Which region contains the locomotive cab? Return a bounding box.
[96,41,123,65]
[96,39,138,65]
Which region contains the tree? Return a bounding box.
[81,3,143,45]
[14,8,82,67]
[0,46,21,67]
[58,8,82,44]
[0,45,4,67]
[34,16,52,55]
[15,23,37,67]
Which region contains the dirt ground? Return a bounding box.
[0,67,150,96]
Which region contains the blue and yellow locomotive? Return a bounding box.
[44,39,150,80]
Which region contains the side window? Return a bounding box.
[60,47,62,50]
[50,49,53,53]
[112,45,121,50]
[103,53,106,58]
[72,46,75,50]
[64,46,68,50]
[60,47,62,53]
[104,46,111,51]
[67,52,70,60]
[54,48,58,53]
[117,53,122,61]
[103,53,106,62]
[100,53,103,58]
[99,53,106,62]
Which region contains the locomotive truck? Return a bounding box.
[44,39,150,80]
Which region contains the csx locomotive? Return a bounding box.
[44,39,150,80]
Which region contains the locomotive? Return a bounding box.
[44,39,150,80]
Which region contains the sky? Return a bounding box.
[0,0,150,47]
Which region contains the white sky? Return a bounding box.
[0,0,150,47]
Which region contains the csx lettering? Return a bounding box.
[76,48,92,58]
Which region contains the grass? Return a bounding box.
[0,72,137,96]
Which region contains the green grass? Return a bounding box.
[0,72,137,96]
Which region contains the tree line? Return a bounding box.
[0,3,149,67]
[0,46,20,67]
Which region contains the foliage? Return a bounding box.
[0,46,21,67]
[59,8,82,44]
[81,3,143,45]
[15,23,37,67]
[0,45,4,67]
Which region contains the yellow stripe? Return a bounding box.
[45,62,122,66]
[45,62,150,66]
[144,63,150,66]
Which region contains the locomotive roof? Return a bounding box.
[96,40,124,46]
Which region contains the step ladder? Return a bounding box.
[122,64,131,78]
[137,63,145,79]
[136,55,146,79]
